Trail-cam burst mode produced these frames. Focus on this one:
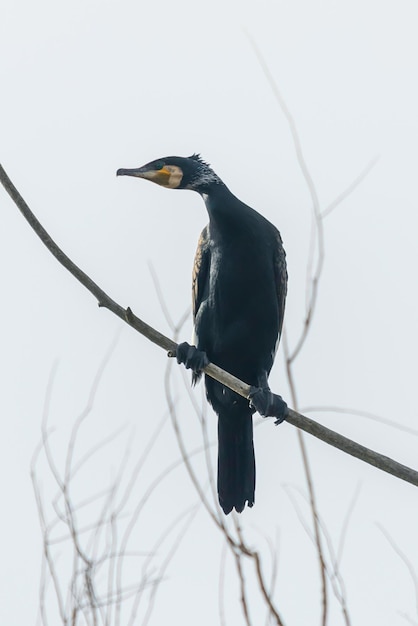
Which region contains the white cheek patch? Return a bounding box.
[166,165,183,189]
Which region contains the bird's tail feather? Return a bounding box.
[217,407,255,515]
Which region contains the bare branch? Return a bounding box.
[1,164,418,490]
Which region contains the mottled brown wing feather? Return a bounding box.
[192,225,211,320]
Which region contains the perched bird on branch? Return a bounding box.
[117,154,287,514]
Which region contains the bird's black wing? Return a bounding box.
[273,230,288,343]
[192,225,211,321]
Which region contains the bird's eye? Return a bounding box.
[153,160,165,170]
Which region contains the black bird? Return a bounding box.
[117,154,287,514]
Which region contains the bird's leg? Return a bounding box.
[248,373,288,424]
[175,341,209,373]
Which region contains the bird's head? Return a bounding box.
[116,154,220,192]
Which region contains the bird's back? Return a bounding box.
[193,194,286,388]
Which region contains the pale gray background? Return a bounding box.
[2,0,418,623]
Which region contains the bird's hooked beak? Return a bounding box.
[116,164,183,189]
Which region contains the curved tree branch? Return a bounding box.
[1,163,418,489]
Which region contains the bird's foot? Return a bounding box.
[175,342,209,373]
[248,387,288,424]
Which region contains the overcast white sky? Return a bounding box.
[2,0,418,624]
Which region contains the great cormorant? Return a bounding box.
[117,154,288,514]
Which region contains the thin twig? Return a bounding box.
[283,329,328,626]
[399,613,418,626]
[378,524,418,619]
[31,442,68,625]
[265,532,280,626]
[233,545,253,626]
[253,549,285,626]
[148,260,191,333]
[302,405,418,437]
[218,542,227,626]
[285,485,351,626]
[337,485,361,565]
[141,504,200,626]
[167,310,287,623]
[246,35,328,623]
[165,357,225,528]
[321,156,379,219]
[234,519,285,626]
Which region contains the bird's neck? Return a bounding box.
[200,182,257,240]
[200,182,242,222]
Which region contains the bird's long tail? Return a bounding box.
[217,406,255,515]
